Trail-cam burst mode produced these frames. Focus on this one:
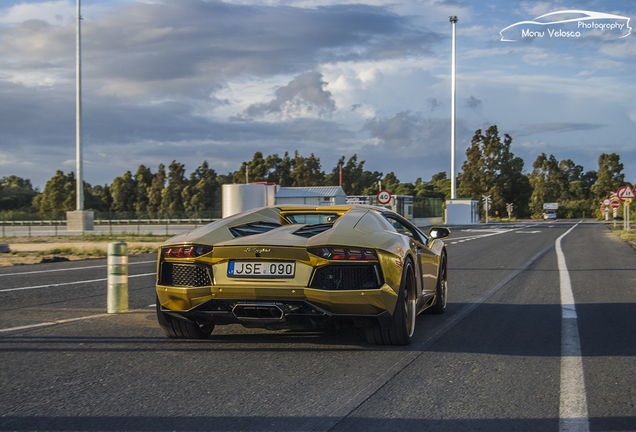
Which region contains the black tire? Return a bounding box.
[428,252,447,315]
[366,260,416,345]
[156,298,214,339]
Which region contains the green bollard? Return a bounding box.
[107,242,128,313]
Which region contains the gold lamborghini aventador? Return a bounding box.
[155,205,449,345]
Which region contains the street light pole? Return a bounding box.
[76,0,84,211]
[67,0,94,232]
[450,16,458,200]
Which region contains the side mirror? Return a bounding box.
[429,227,450,240]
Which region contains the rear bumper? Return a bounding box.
[159,297,394,330]
[157,283,399,316]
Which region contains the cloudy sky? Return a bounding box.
[1,0,635,190]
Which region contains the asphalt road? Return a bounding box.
[0,221,634,432]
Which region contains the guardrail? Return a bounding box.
[95,218,216,225]
[1,218,217,226]
[0,218,219,237]
[1,220,66,226]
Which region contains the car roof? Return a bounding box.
[273,204,392,213]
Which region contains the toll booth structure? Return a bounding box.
[347,195,443,226]
[445,198,479,225]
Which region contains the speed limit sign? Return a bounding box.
[377,190,392,205]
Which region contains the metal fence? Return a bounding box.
[0,210,223,237]
[0,209,222,222]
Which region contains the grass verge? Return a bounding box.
[33,247,107,259]
[607,225,636,250]
[1,232,166,266]
[1,231,171,244]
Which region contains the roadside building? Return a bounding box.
[274,186,347,206]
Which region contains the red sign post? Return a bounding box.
[615,185,633,230]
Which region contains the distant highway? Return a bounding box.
[0,221,634,432]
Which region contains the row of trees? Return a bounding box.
[0,176,38,211]
[1,125,629,220]
[457,125,626,218]
[9,150,448,218]
[29,161,222,218]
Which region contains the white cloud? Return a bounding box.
[516,1,556,18]
[599,37,636,58]
[0,0,74,26]
[241,72,336,119]
[1,0,636,188]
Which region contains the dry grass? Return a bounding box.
[2,232,170,244]
[607,225,636,250]
[33,246,107,258]
[0,232,168,266]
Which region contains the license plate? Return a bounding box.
[228,261,295,278]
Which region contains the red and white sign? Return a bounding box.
[603,198,610,206]
[617,185,635,201]
[601,206,609,213]
[610,200,621,210]
[617,186,627,200]
[376,190,392,205]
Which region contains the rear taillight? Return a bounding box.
[162,245,213,259]
[308,246,378,260]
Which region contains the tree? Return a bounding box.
[326,155,383,195]
[234,152,269,184]
[581,170,598,188]
[0,175,38,210]
[110,171,136,212]
[591,153,624,203]
[529,154,598,218]
[33,170,76,216]
[91,184,113,212]
[414,172,448,199]
[529,154,559,216]
[458,125,531,218]
[216,172,234,186]
[291,151,325,186]
[161,160,187,213]
[559,159,584,183]
[182,161,219,213]
[147,164,166,213]
[266,152,293,186]
[431,171,447,183]
[133,165,154,213]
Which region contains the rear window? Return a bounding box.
[283,213,340,224]
[229,221,282,237]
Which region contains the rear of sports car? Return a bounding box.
[155,207,404,338]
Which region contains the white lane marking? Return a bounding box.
[0,313,111,333]
[556,223,589,432]
[0,260,155,277]
[0,272,156,293]
[446,224,538,244]
[306,241,555,432]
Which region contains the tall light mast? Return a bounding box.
[450,16,458,200]
[76,0,84,210]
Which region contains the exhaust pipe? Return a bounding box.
[232,303,284,321]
